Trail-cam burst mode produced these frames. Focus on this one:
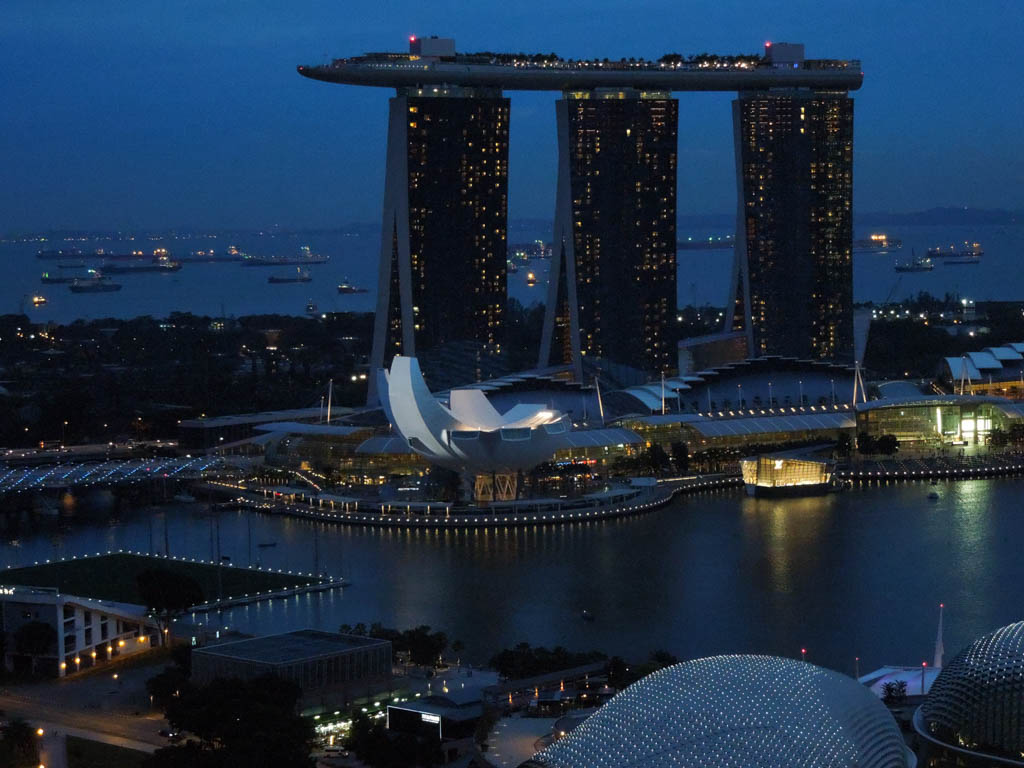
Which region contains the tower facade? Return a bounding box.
[369,87,509,399]
[727,88,854,361]
[540,90,677,379]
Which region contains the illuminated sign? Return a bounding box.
[0,587,15,596]
[420,713,441,724]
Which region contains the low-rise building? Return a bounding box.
[191,629,392,714]
[0,585,159,677]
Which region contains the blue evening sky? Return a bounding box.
[2,0,1021,231]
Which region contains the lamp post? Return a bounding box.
[768,381,773,407]
[737,384,743,409]
[800,647,806,662]
[61,420,68,446]
[798,380,804,406]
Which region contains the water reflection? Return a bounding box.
[3,480,1024,672]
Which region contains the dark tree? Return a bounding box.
[875,434,899,456]
[136,568,204,636]
[881,679,908,706]
[148,675,313,768]
[345,711,441,768]
[669,442,689,473]
[835,433,852,458]
[146,665,191,711]
[0,719,40,768]
[856,432,876,455]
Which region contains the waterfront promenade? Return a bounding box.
[199,474,743,529]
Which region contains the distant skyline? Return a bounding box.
[2,0,1022,231]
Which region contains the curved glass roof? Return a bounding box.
[922,621,1024,760]
[528,655,908,768]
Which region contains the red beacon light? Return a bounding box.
[409,35,416,42]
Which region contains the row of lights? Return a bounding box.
[248,477,741,529]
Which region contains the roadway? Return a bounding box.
[0,662,169,751]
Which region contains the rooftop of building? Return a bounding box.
[192,629,390,665]
[298,39,862,92]
[179,407,337,430]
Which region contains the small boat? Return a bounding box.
[305,300,318,315]
[928,491,940,501]
[173,492,197,503]
[506,259,519,273]
[337,278,368,294]
[268,267,312,284]
[526,271,538,286]
[70,276,122,293]
[31,295,47,306]
[581,609,595,622]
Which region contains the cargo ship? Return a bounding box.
[853,233,902,253]
[69,275,122,293]
[894,252,934,273]
[677,236,735,250]
[241,245,329,267]
[41,271,77,284]
[178,248,245,263]
[268,268,312,284]
[101,258,182,274]
[37,248,83,260]
[929,241,983,265]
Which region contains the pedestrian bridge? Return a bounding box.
[0,456,227,493]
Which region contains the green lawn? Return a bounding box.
[1,552,319,606]
[65,735,148,768]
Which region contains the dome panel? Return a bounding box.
[922,620,1024,759]
[527,655,907,768]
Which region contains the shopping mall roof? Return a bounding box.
[627,410,854,437]
[687,411,854,437]
[253,422,368,437]
[855,394,1017,414]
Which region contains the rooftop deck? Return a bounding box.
[298,51,863,92]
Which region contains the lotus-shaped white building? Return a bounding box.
[377,356,636,499]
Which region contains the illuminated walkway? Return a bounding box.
[0,456,226,493]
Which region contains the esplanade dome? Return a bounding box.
[920,620,1024,759]
[525,654,910,768]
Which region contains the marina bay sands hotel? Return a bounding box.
[298,38,863,395]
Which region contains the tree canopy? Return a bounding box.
[146,674,313,768]
[488,643,606,680]
[136,568,204,632]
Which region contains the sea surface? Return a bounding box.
[2,478,1021,673]
[2,224,1022,324]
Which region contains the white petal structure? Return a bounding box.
[526,655,909,768]
[920,620,1024,759]
[379,356,581,473]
